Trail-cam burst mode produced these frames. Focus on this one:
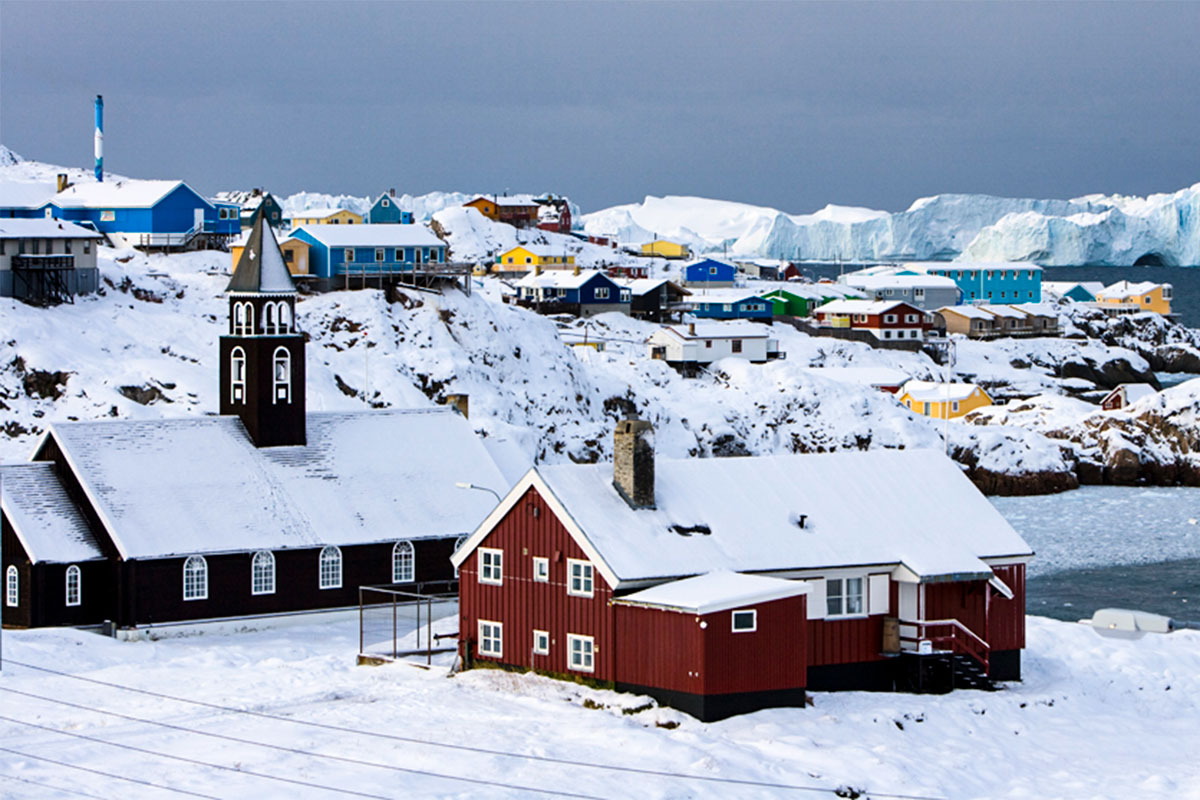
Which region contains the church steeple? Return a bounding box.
[219,213,306,447]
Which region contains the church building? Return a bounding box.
[2,214,515,630]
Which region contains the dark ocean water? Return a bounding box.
[1027,559,1200,623]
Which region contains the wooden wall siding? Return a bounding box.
[987,563,1026,651]
[612,605,703,694]
[2,515,115,628]
[701,595,807,694]
[459,487,616,681]
[807,616,887,667]
[2,515,33,628]
[120,537,457,627]
[924,580,988,644]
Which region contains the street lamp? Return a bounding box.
[1081,608,1200,640]
[455,482,502,503]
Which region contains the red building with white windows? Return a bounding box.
[812,299,934,342]
[453,420,1032,721]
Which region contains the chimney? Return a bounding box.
[688,322,696,336]
[94,95,103,182]
[443,393,469,419]
[56,173,69,193]
[573,264,580,276]
[389,188,396,197]
[613,418,654,509]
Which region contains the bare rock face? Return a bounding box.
[965,466,1079,496]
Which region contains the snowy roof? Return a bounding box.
[0,180,56,209]
[290,224,443,247]
[616,278,688,296]
[52,179,194,209]
[900,380,986,403]
[228,215,295,294]
[469,195,538,208]
[0,219,103,239]
[689,289,771,304]
[799,367,910,387]
[1106,383,1158,405]
[814,299,915,315]
[502,244,574,258]
[845,274,958,290]
[0,463,105,563]
[938,305,995,320]
[977,304,1025,319]
[515,269,610,289]
[290,207,354,219]
[614,571,809,615]
[1096,280,1170,300]
[1042,281,1103,298]
[458,449,1032,585]
[660,324,768,340]
[42,409,511,560]
[904,261,1042,273]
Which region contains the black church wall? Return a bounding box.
[2,514,32,628]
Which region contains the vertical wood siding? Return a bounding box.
[701,595,807,694]
[459,487,615,681]
[807,616,886,666]
[987,563,1026,651]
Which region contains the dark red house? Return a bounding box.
[453,420,1032,720]
[813,299,935,342]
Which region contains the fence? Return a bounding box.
[358,586,458,665]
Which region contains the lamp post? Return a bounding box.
[455,482,502,504]
[1082,608,1200,640]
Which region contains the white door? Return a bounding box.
[898,582,919,651]
[195,208,205,231]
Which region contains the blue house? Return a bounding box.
[690,289,774,321]
[0,180,57,219]
[366,192,414,225]
[514,269,630,317]
[682,258,737,288]
[288,224,447,288]
[48,179,240,247]
[902,262,1042,304]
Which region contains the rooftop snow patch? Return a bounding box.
[52,179,190,208]
[0,219,103,239]
[290,224,443,247]
[614,570,810,615]
[0,463,105,563]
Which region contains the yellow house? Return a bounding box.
[494,245,575,271]
[897,380,992,420]
[232,234,311,276]
[641,239,690,259]
[1094,280,1173,315]
[289,208,363,226]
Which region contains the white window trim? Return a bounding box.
[533,557,550,583]
[319,545,343,590]
[731,608,757,633]
[566,559,594,597]
[478,548,503,586]
[825,575,867,618]
[5,565,17,607]
[251,550,276,596]
[65,565,82,607]
[532,629,550,656]
[392,540,415,584]
[567,633,595,673]
[183,555,208,601]
[478,619,503,658]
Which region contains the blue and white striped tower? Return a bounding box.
[94,94,103,182]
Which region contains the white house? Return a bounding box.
[647,323,782,366]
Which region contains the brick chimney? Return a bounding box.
[389,188,396,197]
[613,418,655,509]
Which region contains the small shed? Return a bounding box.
[1101,383,1158,411]
[612,572,809,722]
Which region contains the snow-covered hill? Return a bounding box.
[580,184,1200,266]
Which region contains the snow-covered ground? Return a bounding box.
[1,611,1198,800]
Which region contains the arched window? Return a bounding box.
[5,565,17,607]
[273,347,291,404]
[263,302,277,335]
[453,535,468,579]
[392,541,415,584]
[230,346,246,404]
[319,546,342,589]
[183,555,208,601]
[277,302,292,334]
[251,551,276,595]
[65,565,81,606]
[233,302,247,335]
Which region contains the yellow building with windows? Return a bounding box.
[640,239,690,259]
[897,380,992,420]
[1094,280,1173,315]
[495,245,575,271]
[289,208,363,227]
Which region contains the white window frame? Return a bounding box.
[230,346,246,404]
[478,619,503,658]
[392,540,415,584]
[731,609,756,632]
[567,559,594,597]
[65,565,82,606]
[381,197,390,207]
[825,575,866,617]
[533,556,549,582]
[272,346,291,404]
[251,550,276,596]
[567,633,595,673]
[884,314,897,323]
[183,555,208,601]
[479,548,503,585]
[594,287,610,300]
[319,545,342,589]
[951,400,961,413]
[375,248,384,262]
[5,565,17,607]
[532,629,550,656]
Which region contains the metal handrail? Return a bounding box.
[898,617,990,670]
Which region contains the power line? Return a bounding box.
[0,687,603,800]
[0,771,113,800]
[4,658,947,800]
[0,745,219,800]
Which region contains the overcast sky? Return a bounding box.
[3,1,1199,213]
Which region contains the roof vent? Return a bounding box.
[671,524,710,537]
[790,512,809,530]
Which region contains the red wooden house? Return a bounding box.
[453,420,1032,721]
[812,299,935,342]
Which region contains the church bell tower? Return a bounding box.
[219,210,306,447]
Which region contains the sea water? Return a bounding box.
[991,486,1200,622]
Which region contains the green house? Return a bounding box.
[762,287,862,318]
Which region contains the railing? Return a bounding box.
[11,255,75,270]
[358,586,458,665]
[898,617,990,672]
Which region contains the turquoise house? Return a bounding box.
[366,192,414,224]
[904,262,1042,303]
